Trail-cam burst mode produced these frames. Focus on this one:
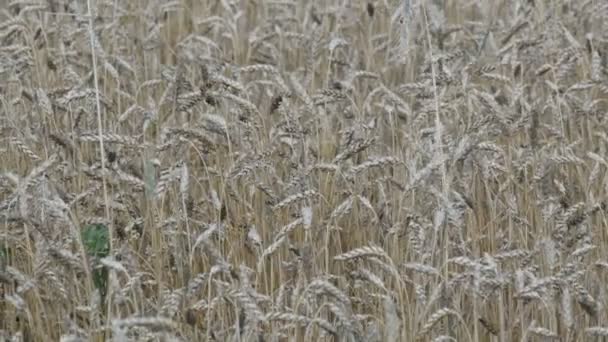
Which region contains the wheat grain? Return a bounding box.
[1,1,607,340]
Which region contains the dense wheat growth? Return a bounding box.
[1,0,608,341]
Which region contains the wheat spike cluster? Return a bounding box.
[1,0,608,341]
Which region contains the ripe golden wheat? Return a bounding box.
[1,0,608,341]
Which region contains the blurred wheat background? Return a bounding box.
[1,0,608,341]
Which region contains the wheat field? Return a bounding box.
[1,0,608,341]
